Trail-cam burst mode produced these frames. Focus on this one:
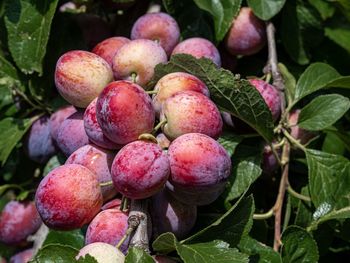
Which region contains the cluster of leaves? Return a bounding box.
[0,0,350,262]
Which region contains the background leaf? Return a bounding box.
[247,0,286,20]
[43,229,84,249]
[125,247,155,263]
[218,132,242,157]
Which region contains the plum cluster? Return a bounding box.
[1,7,308,263]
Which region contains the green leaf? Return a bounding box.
[281,226,319,263]
[238,236,282,263]
[30,244,80,262]
[325,25,350,54]
[193,0,241,42]
[298,94,350,130]
[4,0,59,75]
[308,0,335,20]
[125,247,155,263]
[308,206,350,231]
[295,63,341,102]
[0,55,20,111]
[151,54,274,141]
[16,190,30,201]
[0,117,34,166]
[224,144,262,204]
[217,132,242,157]
[306,149,350,210]
[335,0,350,22]
[43,229,84,249]
[278,63,296,103]
[322,131,346,155]
[153,232,178,254]
[323,127,350,152]
[177,240,249,263]
[325,76,350,89]
[43,154,66,176]
[183,195,254,247]
[294,187,313,228]
[247,0,286,20]
[281,0,323,65]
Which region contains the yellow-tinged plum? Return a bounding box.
[55,50,113,108]
[76,242,125,263]
[35,164,103,230]
[167,133,231,205]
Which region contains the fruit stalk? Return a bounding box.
[27,223,49,256]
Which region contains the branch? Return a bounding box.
[27,223,49,256]
[128,199,151,253]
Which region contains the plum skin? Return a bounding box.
[160,91,223,140]
[84,98,122,150]
[9,248,33,263]
[111,140,170,199]
[131,12,180,56]
[152,72,209,117]
[167,133,231,206]
[92,37,130,66]
[172,37,221,66]
[85,209,129,253]
[55,50,113,108]
[56,111,90,157]
[112,39,167,87]
[289,109,315,144]
[225,7,266,56]
[65,144,117,201]
[76,242,125,263]
[49,105,76,143]
[96,81,155,145]
[35,164,103,230]
[0,201,41,245]
[151,189,197,239]
[24,115,56,164]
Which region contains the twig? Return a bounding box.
[253,208,274,220]
[282,129,307,152]
[287,185,311,202]
[128,199,150,252]
[27,223,49,257]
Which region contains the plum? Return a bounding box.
[172,37,221,66]
[0,201,41,245]
[289,109,315,144]
[96,81,155,145]
[262,144,280,175]
[112,39,167,86]
[167,133,231,205]
[151,189,197,240]
[249,79,281,121]
[152,72,209,117]
[35,164,103,230]
[92,37,130,66]
[56,111,89,156]
[154,255,177,263]
[24,116,56,164]
[85,209,129,253]
[49,105,76,143]
[76,242,124,263]
[111,140,170,199]
[101,198,122,211]
[9,248,33,263]
[65,144,116,201]
[55,50,113,108]
[160,91,222,140]
[84,98,122,150]
[225,7,266,56]
[131,12,180,56]
[156,133,171,150]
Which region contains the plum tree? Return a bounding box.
[111,140,170,199]
[55,50,113,108]
[131,12,180,56]
[35,164,102,230]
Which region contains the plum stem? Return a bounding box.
[121,196,130,212]
[146,90,158,95]
[287,184,311,202]
[253,208,274,220]
[99,181,113,187]
[282,129,307,152]
[27,224,49,258]
[138,133,158,143]
[152,119,167,134]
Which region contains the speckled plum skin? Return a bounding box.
[35,164,103,230]
[55,50,113,108]
[76,242,125,263]
[0,201,41,245]
[9,248,33,263]
[131,12,180,56]
[85,209,129,253]
[152,72,209,117]
[289,110,315,144]
[96,81,155,145]
[49,105,76,143]
[225,7,266,56]
[84,98,122,150]
[24,116,56,164]
[56,111,90,156]
[172,38,221,66]
[151,189,197,239]
[92,37,130,66]
[111,140,170,199]
[66,144,116,201]
[167,133,231,205]
[101,198,122,211]
[249,79,281,121]
[160,91,222,140]
[112,39,167,86]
